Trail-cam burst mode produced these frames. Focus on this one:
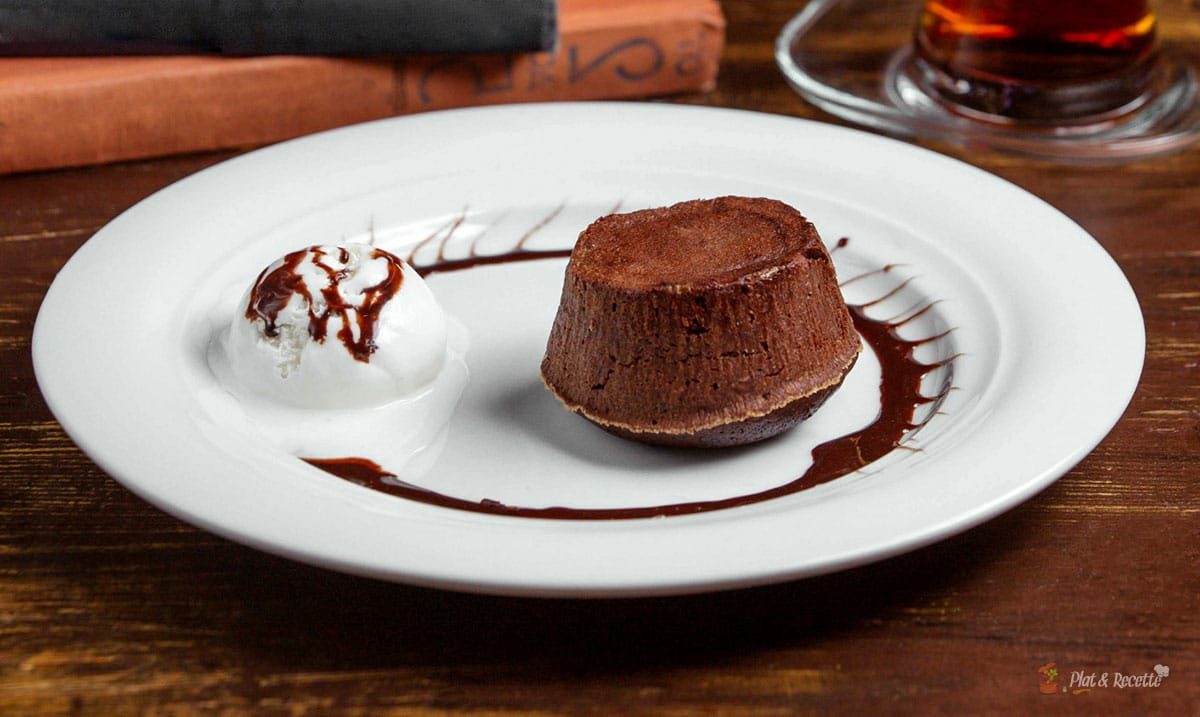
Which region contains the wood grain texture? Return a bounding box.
[2,1,1198,714]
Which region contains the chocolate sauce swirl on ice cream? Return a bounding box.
[246,245,404,363]
[223,242,452,409]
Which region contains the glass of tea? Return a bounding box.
[913,0,1159,121]
[775,0,1200,159]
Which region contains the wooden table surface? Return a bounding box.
[3,1,1197,714]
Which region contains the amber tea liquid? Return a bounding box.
[914,0,1159,120]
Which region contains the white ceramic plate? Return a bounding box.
[33,103,1143,597]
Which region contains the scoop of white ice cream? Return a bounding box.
[223,243,448,408]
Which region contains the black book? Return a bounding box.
[0,0,558,55]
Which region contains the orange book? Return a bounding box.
[0,0,724,174]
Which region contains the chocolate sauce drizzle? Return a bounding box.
[402,204,576,278]
[301,215,957,520]
[246,245,405,362]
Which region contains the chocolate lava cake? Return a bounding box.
[540,196,861,448]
